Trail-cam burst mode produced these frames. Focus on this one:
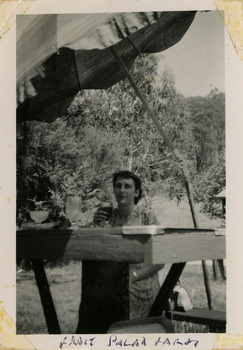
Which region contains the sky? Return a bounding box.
[156,11,225,97]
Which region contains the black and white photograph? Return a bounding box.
[16,9,227,335]
[1,0,243,349]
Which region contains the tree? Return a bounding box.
[17,53,225,224]
[67,57,203,203]
[67,54,168,186]
[185,90,225,171]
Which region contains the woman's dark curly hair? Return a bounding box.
[112,170,142,205]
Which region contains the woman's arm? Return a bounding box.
[129,206,165,283]
[130,264,164,283]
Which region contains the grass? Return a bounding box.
[16,261,226,334]
[152,195,220,229]
[17,261,82,334]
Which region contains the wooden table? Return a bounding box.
[17,227,226,334]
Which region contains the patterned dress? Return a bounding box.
[76,204,161,334]
[109,205,161,320]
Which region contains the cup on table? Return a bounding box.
[66,195,82,229]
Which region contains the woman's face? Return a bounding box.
[113,177,139,207]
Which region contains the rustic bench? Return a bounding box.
[165,308,226,332]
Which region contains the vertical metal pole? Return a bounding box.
[112,48,213,310]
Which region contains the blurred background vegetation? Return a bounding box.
[17,53,225,227]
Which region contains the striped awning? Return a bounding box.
[17,11,196,122]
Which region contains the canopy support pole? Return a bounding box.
[112,47,198,226]
[112,48,213,310]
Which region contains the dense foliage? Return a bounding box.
[17,54,225,225]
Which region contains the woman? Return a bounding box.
[76,171,164,334]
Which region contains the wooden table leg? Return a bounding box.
[148,262,186,317]
[31,260,61,334]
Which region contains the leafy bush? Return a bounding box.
[17,119,127,225]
